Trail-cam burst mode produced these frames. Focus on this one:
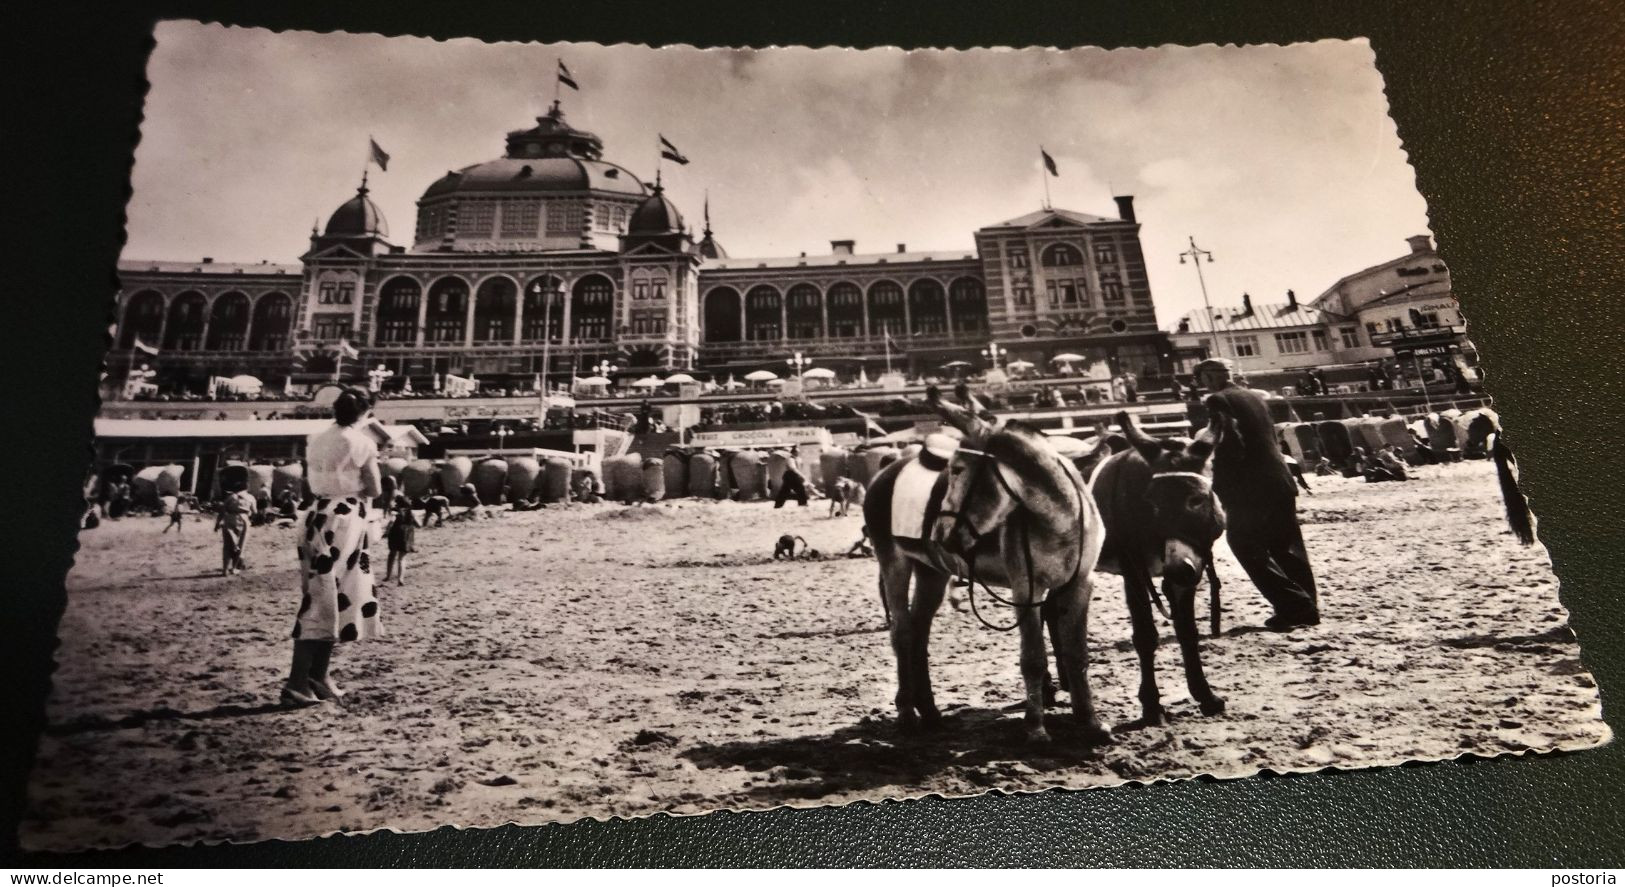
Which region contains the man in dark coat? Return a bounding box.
[1196,358,1321,629]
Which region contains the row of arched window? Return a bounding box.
[702,278,988,343]
[120,273,995,352]
[118,290,293,353]
[374,273,617,345]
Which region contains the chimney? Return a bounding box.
[1407,234,1432,254]
[896,243,907,254]
[1285,289,1299,310]
[1241,292,1254,315]
[1113,195,1136,223]
[831,240,855,256]
[201,257,214,264]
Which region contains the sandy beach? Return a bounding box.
[22,459,1609,850]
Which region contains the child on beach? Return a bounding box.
[213,488,255,575]
[162,494,191,533]
[384,493,418,585]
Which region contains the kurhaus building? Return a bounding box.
[110,105,1167,394]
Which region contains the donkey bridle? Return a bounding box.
[935,442,1094,632]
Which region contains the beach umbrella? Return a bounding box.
[941,360,973,369]
[744,370,779,382]
[1007,359,1035,370]
[578,375,610,386]
[802,367,837,380]
[1052,353,1086,363]
[722,375,744,389]
[224,374,263,394]
[665,372,696,384]
[765,378,787,387]
[631,376,663,388]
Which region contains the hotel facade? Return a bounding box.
[109,104,1170,396]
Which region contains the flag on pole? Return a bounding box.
[132,336,159,356]
[659,134,689,165]
[368,138,390,171]
[1041,147,1059,177]
[557,60,579,91]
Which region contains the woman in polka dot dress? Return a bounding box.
[283,387,385,707]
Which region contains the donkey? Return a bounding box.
[865,391,1108,745]
[1086,410,1231,726]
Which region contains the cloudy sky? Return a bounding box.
[128,22,1432,326]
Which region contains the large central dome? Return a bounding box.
[421,157,645,200]
[412,103,651,253]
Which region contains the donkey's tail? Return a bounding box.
[1492,431,1535,545]
[878,572,893,629]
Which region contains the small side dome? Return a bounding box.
[698,232,728,259]
[324,176,388,238]
[628,185,684,235]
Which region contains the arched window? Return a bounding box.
[867,281,904,338]
[571,275,614,342]
[949,277,988,335]
[162,291,207,351]
[376,277,421,344]
[786,284,822,340]
[703,287,742,343]
[205,292,250,350]
[521,276,565,342]
[249,293,292,351]
[630,268,670,301]
[1041,243,1083,267]
[425,278,469,343]
[473,277,517,342]
[826,282,863,339]
[908,280,947,336]
[745,285,782,341]
[119,290,165,350]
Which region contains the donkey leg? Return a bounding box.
[879,549,919,732]
[1018,604,1052,745]
[1122,570,1166,727]
[1169,581,1225,716]
[1041,596,1067,705]
[910,568,949,729]
[1052,579,1112,745]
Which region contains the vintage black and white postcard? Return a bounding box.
[22,22,1609,850]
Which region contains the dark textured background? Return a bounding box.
[5,0,1623,867]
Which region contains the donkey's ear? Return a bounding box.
[1191,409,1234,462]
[935,397,990,437]
[1116,410,1163,463]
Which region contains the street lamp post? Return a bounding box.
[493,424,513,451]
[367,363,393,393]
[786,351,812,381]
[1178,236,1222,361]
[532,279,563,404]
[980,341,1007,368]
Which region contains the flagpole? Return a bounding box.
[553,57,561,110]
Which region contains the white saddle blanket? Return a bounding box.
[890,459,943,540]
